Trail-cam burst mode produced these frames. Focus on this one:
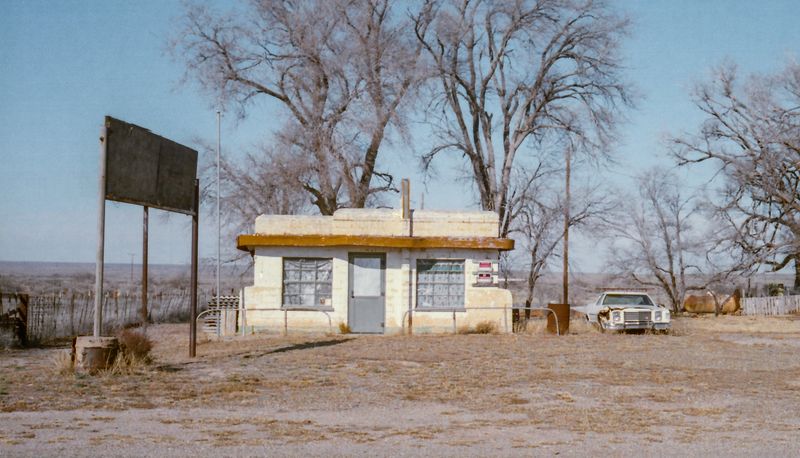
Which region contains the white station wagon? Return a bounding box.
[578,291,671,332]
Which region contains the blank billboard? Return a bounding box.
[104,116,198,215]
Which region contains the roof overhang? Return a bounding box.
[237,234,515,254]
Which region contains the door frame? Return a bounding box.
[347,252,386,334]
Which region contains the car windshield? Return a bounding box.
[602,294,653,306]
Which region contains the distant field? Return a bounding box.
[1,315,799,455]
[0,261,253,342]
[0,261,251,295]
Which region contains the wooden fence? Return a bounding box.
[742,295,800,316]
[2,290,212,343]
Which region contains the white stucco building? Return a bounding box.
[236,205,514,334]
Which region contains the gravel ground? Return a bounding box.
[1,316,799,456]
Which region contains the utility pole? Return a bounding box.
[216,110,221,307]
[562,146,571,306]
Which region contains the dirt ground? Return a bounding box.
[1,315,800,457]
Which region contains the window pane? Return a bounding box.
[316,283,331,297]
[416,259,465,308]
[283,258,333,308]
[285,283,300,295]
[300,284,314,295]
[300,269,315,282]
[418,284,433,296]
[353,256,382,297]
[317,268,332,283]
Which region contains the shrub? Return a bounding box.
[474,321,498,334]
[338,323,351,334]
[51,349,74,376]
[116,328,153,363]
[457,324,472,334]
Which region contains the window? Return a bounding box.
[416,259,465,308]
[282,258,333,308]
[602,294,653,306]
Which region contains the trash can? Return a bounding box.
[547,303,570,335]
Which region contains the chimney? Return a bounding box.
[401,178,410,220]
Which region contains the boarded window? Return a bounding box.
[416,259,465,309]
[282,258,333,308]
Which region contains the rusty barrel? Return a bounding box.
[546,303,570,335]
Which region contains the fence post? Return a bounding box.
[240,290,246,337]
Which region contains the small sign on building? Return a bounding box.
[473,260,498,287]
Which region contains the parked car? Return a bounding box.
[575,290,671,332]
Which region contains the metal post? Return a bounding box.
[407,254,413,335]
[216,110,221,338]
[93,122,108,337]
[239,289,246,337]
[562,146,571,306]
[190,179,199,357]
[141,206,149,324]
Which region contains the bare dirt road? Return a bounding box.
[1,316,800,456]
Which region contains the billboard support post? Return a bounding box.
[141,206,149,324]
[89,116,198,362]
[190,179,199,357]
[93,123,108,338]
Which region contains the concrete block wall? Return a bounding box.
[242,246,512,335]
[252,209,499,238]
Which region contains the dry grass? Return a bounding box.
[338,322,351,334]
[50,350,73,376]
[3,317,800,453]
[474,320,498,334]
[457,320,499,334]
[100,353,153,376]
[516,316,600,335]
[679,314,800,333]
[564,316,599,334]
[116,328,153,362]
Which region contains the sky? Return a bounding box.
[1,0,799,270]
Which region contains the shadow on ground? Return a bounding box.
[242,338,353,359]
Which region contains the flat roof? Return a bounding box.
[237,234,515,253]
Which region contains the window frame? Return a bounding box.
[415,258,466,310]
[281,257,334,310]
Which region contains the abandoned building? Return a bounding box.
[236,195,515,334]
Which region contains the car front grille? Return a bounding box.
[624,310,651,323]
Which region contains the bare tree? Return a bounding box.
[195,143,308,267]
[413,0,632,236]
[514,172,615,319]
[605,168,709,312]
[174,0,423,214]
[672,61,800,290]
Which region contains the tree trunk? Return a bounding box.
[794,255,800,292]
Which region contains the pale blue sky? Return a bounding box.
[1,0,799,268]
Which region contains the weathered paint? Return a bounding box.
[240,208,513,334]
[237,234,514,252]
